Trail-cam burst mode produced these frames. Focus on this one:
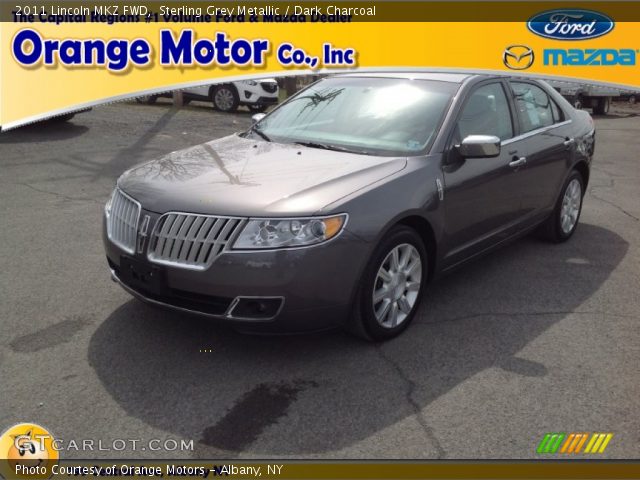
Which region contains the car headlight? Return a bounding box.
[104,188,116,217]
[243,80,258,86]
[232,215,347,250]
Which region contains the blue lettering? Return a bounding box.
[160,29,193,65]
[13,28,42,65]
[129,40,150,66]
[160,30,268,66]
[59,40,82,64]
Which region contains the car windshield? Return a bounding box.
[250,77,458,156]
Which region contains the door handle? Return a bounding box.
[509,156,527,168]
[563,137,575,147]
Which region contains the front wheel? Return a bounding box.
[538,170,584,243]
[248,104,268,113]
[212,85,239,112]
[351,226,428,341]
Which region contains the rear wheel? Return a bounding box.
[570,95,583,110]
[136,95,158,105]
[351,226,428,341]
[212,85,239,112]
[538,170,584,243]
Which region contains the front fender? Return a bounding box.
[321,154,446,305]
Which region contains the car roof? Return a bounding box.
[333,72,478,84]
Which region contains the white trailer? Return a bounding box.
[546,80,621,115]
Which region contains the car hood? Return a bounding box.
[118,134,407,216]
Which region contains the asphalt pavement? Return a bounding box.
[1,99,638,459]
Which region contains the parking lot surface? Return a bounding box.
[1,100,638,459]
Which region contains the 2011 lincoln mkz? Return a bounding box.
[104,73,595,340]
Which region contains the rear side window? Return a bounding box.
[456,83,514,141]
[511,82,555,133]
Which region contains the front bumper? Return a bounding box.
[103,210,369,333]
[237,84,279,106]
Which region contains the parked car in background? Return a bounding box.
[136,79,279,112]
[107,73,595,340]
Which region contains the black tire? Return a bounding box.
[594,97,610,115]
[349,225,428,341]
[537,170,585,243]
[248,104,268,113]
[570,95,583,110]
[212,85,239,112]
[136,95,158,105]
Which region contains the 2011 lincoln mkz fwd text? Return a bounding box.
[103,73,595,340]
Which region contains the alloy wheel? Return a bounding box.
[372,243,422,329]
[214,88,234,111]
[560,178,582,234]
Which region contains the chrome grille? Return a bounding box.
[106,189,141,254]
[148,213,244,270]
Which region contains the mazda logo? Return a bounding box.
[503,45,535,70]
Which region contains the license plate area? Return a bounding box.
[120,256,166,295]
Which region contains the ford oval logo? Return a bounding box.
[527,9,614,40]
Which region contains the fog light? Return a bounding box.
[228,297,283,320]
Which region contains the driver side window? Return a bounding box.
[457,83,514,142]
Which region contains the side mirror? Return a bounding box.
[251,113,266,124]
[456,135,501,158]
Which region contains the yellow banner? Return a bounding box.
[2,3,640,128]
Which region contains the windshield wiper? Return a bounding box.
[248,124,271,142]
[293,141,365,154]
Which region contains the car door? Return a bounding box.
[184,84,210,99]
[442,80,530,267]
[508,81,575,218]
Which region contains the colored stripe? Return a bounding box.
[544,434,558,453]
[584,433,599,453]
[537,434,552,454]
[550,433,565,453]
[567,434,582,453]
[574,433,589,453]
[590,433,606,453]
[560,434,575,454]
[598,434,613,453]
